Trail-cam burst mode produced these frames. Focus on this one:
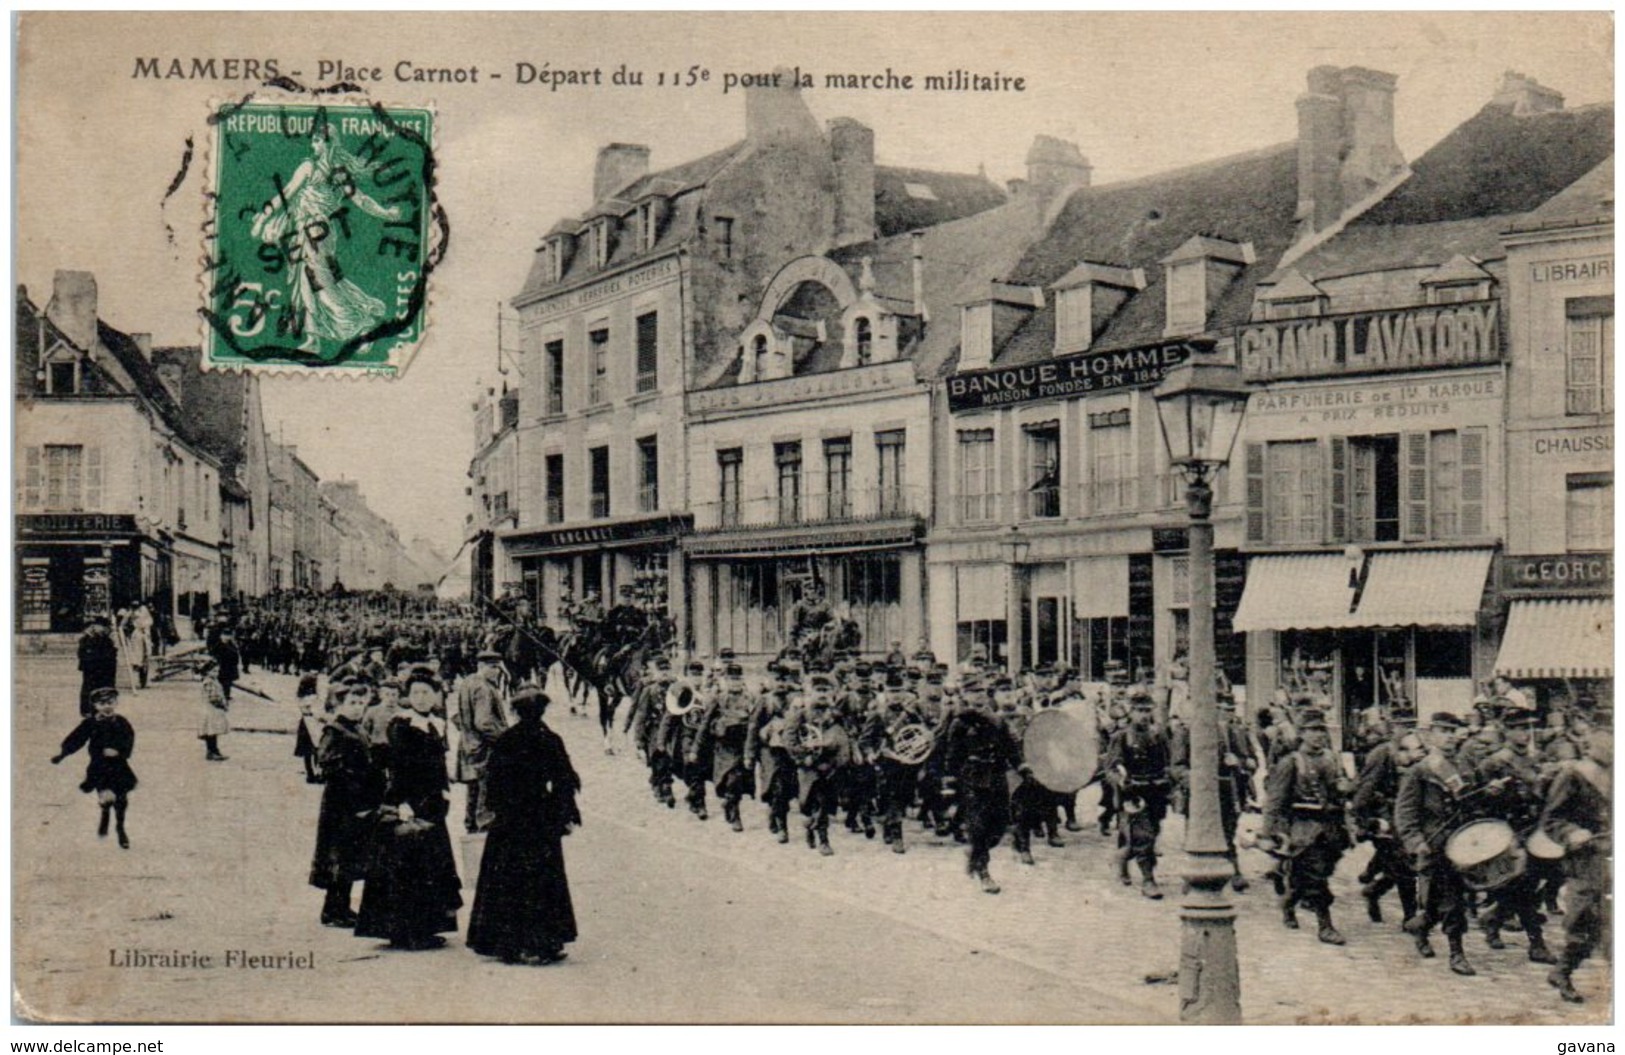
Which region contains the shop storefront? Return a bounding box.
[1234,547,1495,744]
[15,513,153,633]
[502,512,689,631]
[1493,553,1613,711]
[686,521,923,661]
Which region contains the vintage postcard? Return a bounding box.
[12,11,1614,1027]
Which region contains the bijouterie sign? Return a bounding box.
[1239,301,1500,381]
[946,341,1195,413]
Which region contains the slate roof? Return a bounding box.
[990,142,1301,367]
[1288,102,1614,283]
[1508,155,1613,233]
[1352,102,1613,227]
[872,165,1008,237]
[152,345,251,471]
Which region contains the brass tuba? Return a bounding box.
[881,722,935,765]
[665,680,704,730]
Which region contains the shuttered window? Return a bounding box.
[635,312,659,393]
[1402,431,1431,541]
[958,429,996,523]
[1266,440,1321,544]
[1244,442,1266,543]
[1565,297,1614,415]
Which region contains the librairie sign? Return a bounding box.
[946,341,1194,413]
[1239,301,1500,381]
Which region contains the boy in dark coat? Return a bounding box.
[310,690,382,926]
[52,686,137,848]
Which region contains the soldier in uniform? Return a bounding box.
[1351,718,1421,925]
[701,663,758,832]
[1395,712,1478,975]
[785,676,852,856]
[1262,710,1351,944]
[862,681,931,854]
[1539,726,1611,1003]
[626,655,675,805]
[1104,692,1172,899]
[943,683,1021,894]
[1473,709,1558,964]
[658,660,712,820]
[745,682,798,843]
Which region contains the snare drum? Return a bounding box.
[1445,818,1528,891]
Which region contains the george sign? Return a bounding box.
[503,513,692,556]
[1239,301,1500,381]
[17,513,139,536]
[946,341,1195,413]
[1501,554,1613,594]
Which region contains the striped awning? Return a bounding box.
[1345,549,1494,629]
[1495,599,1613,679]
[1231,554,1357,632]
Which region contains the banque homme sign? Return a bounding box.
[1239,300,1501,381]
[946,341,1195,413]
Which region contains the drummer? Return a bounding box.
[1395,711,1478,976]
[1472,709,1558,966]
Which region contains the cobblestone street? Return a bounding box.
[12,656,1609,1024]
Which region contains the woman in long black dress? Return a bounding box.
[466,689,582,965]
[308,689,381,926]
[354,670,462,950]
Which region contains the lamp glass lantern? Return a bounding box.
[1152,360,1250,473]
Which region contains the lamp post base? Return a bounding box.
[1180,853,1242,1024]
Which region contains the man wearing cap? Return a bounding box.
[745,682,798,842]
[943,683,1021,892]
[627,655,676,806]
[1472,709,1558,965]
[1263,710,1352,944]
[862,680,930,853]
[785,675,853,855]
[1539,726,1611,1003]
[453,649,510,834]
[700,663,758,832]
[665,660,714,820]
[1103,692,1173,898]
[1351,716,1421,926]
[1395,711,1478,975]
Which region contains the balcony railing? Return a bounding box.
[637,484,659,513]
[545,496,564,524]
[953,468,1234,526]
[693,485,926,532]
[590,493,610,519]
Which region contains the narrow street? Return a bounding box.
[13,656,1608,1024]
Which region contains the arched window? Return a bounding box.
[854,316,872,365]
[752,335,769,380]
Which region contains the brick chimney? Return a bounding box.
[1296,66,1404,235]
[828,117,876,247]
[745,67,822,144]
[45,270,98,353]
[1493,71,1564,115]
[1026,134,1092,203]
[593,143,650,201]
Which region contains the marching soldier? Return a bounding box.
[1539,726,1611,1003]
[1473,709,1557,964]
[1262,710,1351,944]
[944,683,1022,894]
[863,682,931,854]
[745,682,798,843]
[701,663,758,832]
[1104,692,1172,899]
[1351,718,1420,925]
[1395,712,1477,975]
[627,655,675,806]
[658,660,712,820]
[785,675,853,856]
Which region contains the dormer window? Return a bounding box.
[1051,263,1144,355]
[1422,254,1494,305]
[1256,269,1329,321]
[590,220,613,268]
[636,200,659,252]
[752,335,768,381]
[1161,235,1253,338]
[46,358,79,395]
[541,232,573,283]
[853,316,872,365]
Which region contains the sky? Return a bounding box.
[14,11,1613,559]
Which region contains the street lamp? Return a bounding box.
[1004,526,1030,675]
[1152,354,1249,1025]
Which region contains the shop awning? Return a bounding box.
[1347,549,1493,628]
[1231,554,1357,632]
[1495,598,1613,679]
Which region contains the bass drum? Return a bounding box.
[1525,828,1566,862]
[1021,709,1098,794]
[1445,818,1527,891]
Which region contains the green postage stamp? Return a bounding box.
[203,100,437,375]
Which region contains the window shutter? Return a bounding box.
[1326,435,1348,543]
[86,447,103,512]
[1458,426,1486,538]
[1402,431,1430,540]
[22,447,40,508]
[1244,442,1266,543]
